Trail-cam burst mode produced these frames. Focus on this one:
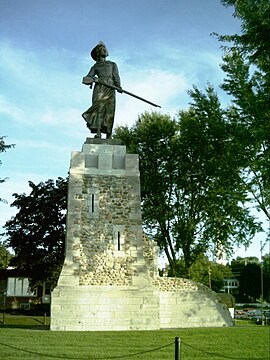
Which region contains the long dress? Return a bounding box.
[82,60,121,136]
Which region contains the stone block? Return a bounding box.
[70,152,84,173]
[85,154,98,168]
[112,155,125,169]
[125,154,139,172]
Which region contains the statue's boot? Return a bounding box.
[95,130,101,138]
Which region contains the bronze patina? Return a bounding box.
[82,42,161,138]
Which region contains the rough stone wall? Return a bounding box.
[79,175,140,286]
[142,233,159,279]
[56,139,146,287]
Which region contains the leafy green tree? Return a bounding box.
[220,0,270,73]
[0,136,15,203]
[175,86,261,275]
[0,243,13,269]
[216,0,270,231]
[3,177,67,290]
[114,96,261,276]
[210,262,232,293]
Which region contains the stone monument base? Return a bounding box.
[51,278,233,331]
[51,139,233,331]
[51,285,159,331]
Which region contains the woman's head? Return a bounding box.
[91,41,108,61]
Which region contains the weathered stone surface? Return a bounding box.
[51,139,233,331]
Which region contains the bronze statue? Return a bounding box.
[82,42,121,139]
[82,42,161,138]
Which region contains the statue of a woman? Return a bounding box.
[82,42,121,139]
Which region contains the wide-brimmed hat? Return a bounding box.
[90,41,108,61]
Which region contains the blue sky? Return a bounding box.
[0,0,267,260]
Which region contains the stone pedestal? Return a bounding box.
[51,138,233,331]
[51,139,159,330]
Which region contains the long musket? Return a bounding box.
[82,77,161,108]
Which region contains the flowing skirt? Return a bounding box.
[82,83,116,135]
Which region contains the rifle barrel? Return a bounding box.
[96,80,161,108]
[122,89,161,108]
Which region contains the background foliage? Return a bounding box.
[3,178,67,289]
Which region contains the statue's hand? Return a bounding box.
[117,87,123,93]
[82,77,93,85]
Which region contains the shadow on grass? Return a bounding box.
[0,312,50,330]
[0,323,50,330]
[0,316,50,330]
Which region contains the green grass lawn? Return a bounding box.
[0,315,269,359]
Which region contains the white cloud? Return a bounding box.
[111,43,226,124]
[0,95,26,123]
[0,42,87,125]
[145,44,223,87]
[0,43,38,86]
[114,67,189,127]
[39,108,81,126]
[127,69,187,103]
[13,138,63,151]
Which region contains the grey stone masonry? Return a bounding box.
[55,138,150,289]
[51,139,233,331]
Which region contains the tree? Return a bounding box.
[210,261,232,293]
[3,177,67,290]
[0,243,13,269]
[0,136,15,203]
[215,0,270,234]
[220,0,270,74]
[114,96,261,277]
